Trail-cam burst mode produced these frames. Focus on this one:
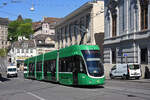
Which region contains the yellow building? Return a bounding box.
[55,0,104,49]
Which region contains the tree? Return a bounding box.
[0,48,7,57]
[8,18,33,42]
[17,23,33,38]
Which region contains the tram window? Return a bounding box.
[59,60,61,72]
[60,59,67,72]
[51,60,56,72]
[36,62,42,71]
[29,63,32,72]
[32,64,35,70]
[44,61,48,71]
[24,63,27,67]
[59,58,69,72]
[76,56,86,73]
[46,60,51,72]
[36,62,39,71]
[59,56,86,73]
[67,58,73,72]
[47,61,51,72]
[79,59,85,73]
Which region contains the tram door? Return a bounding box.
[73,56,79,85]
[44,61,48,79]
[32,64,35,77]
[51,60,56,81]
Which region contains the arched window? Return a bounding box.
[112,14,117,37]
[139,0,148,30]
[107,0,118,37]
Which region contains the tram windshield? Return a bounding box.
[82,50,104,77]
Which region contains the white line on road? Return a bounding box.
[27,92,45,100]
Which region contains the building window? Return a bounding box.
[107,0,118,37]
[141,48,148,64]
[140,0,148,30]
[30,49,33,53]
[22,49,24,53]
[80,17,85,34]
[65,26,68,42]
[17,49,20,53]
[12,48,14,53]
[26,49,28,53]
[74,21,78,41]
[60,28,63,41]
[112,49,116,64]
[86,14,90,29]
[112,15,117,37]
[69,24,72,43]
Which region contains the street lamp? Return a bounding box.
[30,0,35,11]
[30,4,35,11]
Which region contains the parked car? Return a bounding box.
[7,65,18,78]
[109,63,141,79]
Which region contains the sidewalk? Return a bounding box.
[127,79,150,83]
[106,78,150,83]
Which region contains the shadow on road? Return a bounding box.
[63,85,104,89]
[0,77,11,82]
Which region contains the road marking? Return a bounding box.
[27,92,45,100]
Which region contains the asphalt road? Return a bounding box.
[0,72,150,100]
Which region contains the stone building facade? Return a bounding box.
[32,17,60,36]
[32,17,60,54]
[9,39,37,69]
[33,34,56,55]
[0,17,10,49]
[55,0,104,51]
[104,0,150,78]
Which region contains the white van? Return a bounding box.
[7,65,18,78]
[109,63,141,79]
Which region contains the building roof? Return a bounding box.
[17,15,23,21]
[33,34,56,46]
[0,17,9,26]
[42,17,61,24]
[12,40,36,48]
[55,0,102,26]
[32,17,61,31]
[32,22,42,31]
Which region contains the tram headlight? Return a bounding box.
[97,80,100,83]
[89,81,92,84]
[82,76,85,78]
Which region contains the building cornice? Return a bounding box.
[55,2,93,27]
[104,29,150,45]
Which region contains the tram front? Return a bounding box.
[79,50,105,85]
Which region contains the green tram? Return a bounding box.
[24,45,105,85]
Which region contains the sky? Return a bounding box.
[0,0,91,22]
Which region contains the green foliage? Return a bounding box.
[0,48,7,57]
[8,18,33,43]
